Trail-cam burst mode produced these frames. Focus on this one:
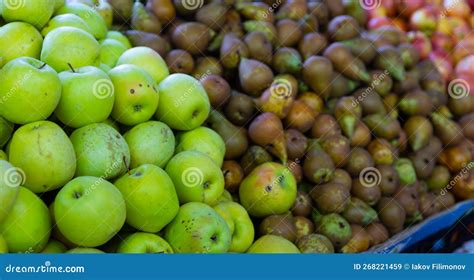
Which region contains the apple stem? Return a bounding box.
[123,156,131,175]
[67,63,76,73]
[39,63,47,70]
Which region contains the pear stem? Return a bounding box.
[67,63,76,73]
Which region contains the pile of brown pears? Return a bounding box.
[110,0,474,253]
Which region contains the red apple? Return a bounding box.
[408,31,432,59]
[410,7,438,35]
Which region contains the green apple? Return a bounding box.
[123,121,175,168]
[106,31,132,49]
[109,64,159,126]
[213,202,254,253]
[114,164,179,232]
[99,63,111,73]
[56,3,107,39]
[9,121,76,193]
[165,202,231,253]
[0,150,6,160]
[55,66,114,128]
[247,235,300,253]
[117,232,173,253]
[155,74,210,131]
[0,22,43,67]
[41,239,67,253]
[239,162,297,217]
[116,47,169,84]
[176,127,225,167]
[0,0,54,29]
[54,176,126,247]
[70,123,130,179]
[54,0,65,11]
[66,247,104,253]
[166,151,224,205]
[48,202,77,248]
[41,26,100,72]
[99,38,127,68]
[0,57,61,124]
[41,14,92,37]
[0,116,13,148]
[0,234,8,253]
[0,187,51,253]
[0,160,20,223]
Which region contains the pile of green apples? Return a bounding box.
[0,0,299,254]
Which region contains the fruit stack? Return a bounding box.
[0,0,473,254]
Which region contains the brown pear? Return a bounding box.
[146,0,175,24]
[200,74,231,108]
[298,32,328,60]
[244,31,273,64]
[248,112,287,163]
[131,1,161,34]
[172,22,213,55]
[224,91,255,126]
[207,111,248,160]
[284,100,316,133]
[165,49,194,74]
[125,30,170,57]
[302,56,334,98]
[220,33,249,69]
[239,58,274,96]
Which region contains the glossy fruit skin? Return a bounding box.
[70,123,130,180]
[9,121,76,193]
[165,202,231,253]
[117,232,173,253]
[123,121,175,169]
[213,201,255,253]
[54,176,126,247]
[0,57,61,124]
[155,74,211,131]
[247,235,300,253]
[0,187,51,253]
[239,162,297,218]
[114,164,179,233]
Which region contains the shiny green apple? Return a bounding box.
[41,26,100,72]
[106,31,132,49]
[70,123,130,179]
[155,74,210,131]
[166,151,224,205]
[114,164,179,232]
[214,201,254,253]
[55,66,114,128]
[117,232,173,253]
[0,0,54,29]
[0,57,61,124]
[0,187,51,253]
[165,202,231,253]
[8,121,76,193]
[56,2,107,39]
[0,22,42,67]
[0,160,20,223]
[54,176,126,247]
[109,64,159,126]
[116,47,169,84]
[175,126,226,167]
[41,14,92,36]
[247,235,300,253]
[99,38,127,68]
[41,239,67,253]
[123,121,175,168]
